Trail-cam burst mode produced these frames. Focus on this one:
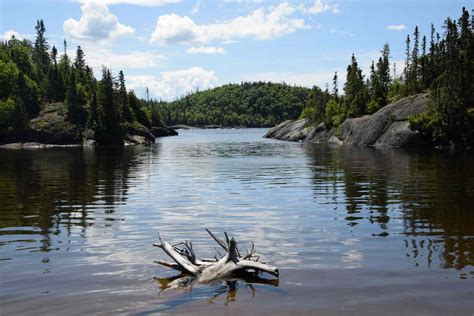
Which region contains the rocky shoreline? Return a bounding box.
[0,103,178,149]
[265,93,430,148]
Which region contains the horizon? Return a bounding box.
[1,0,470,101]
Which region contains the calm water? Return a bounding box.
[1,128,474,315]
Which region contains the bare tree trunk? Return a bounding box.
[153,229,279,284]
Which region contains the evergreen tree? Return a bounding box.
[32,19,50,75]
[411,26,420,92]
[421,35,427,89]
[332,71,338,100]
[344,54,368,117]
[97,67,123,143]
[66,70,86,127]
[404,35,411,93]
[118,70,133,122]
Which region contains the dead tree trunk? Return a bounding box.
[153,229,279,283]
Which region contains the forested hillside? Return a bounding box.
[0,20,165,145]
[299,7,473,147]
[162,82,323,127]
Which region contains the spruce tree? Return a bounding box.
[411,26,420,92]
[32,19,50,75]
[404,35,411,94]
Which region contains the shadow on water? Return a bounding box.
[304,144,474,272]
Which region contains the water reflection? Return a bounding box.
[155,272,279,306]
[304,145,474,271]
[1,129,473,314]
[0,145,153,258]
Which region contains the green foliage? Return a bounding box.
[163,82,312,127]
[344,54,369,117]
[324,98,345,128]
[0,98,16,129]
[299,107,314,120]
[0,19,162,145]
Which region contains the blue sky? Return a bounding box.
[0,0,470,100]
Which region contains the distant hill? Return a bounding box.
[162,82,320,127]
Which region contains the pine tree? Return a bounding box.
[118,70,134,122]
[97,67,123,143]
[411,26,420,92]
[332,71,338,100]
[404,35,411,94]
[344,54,368,117]
[32,19,50,75]
[66,70,86,127]
[421,35,427,89]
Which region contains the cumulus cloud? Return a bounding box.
[242,69,340,89]
[79,48,165,71]
[64,2,134,42]
[72,0,180,6]
[187,46,226,54]
[305,0,340,15]
[127,67,217,100]
[150,2,307,45]
[387,24,407,31]
[1,30,23,41]
[191,0,201,14]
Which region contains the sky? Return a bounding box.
[0,0,471,100]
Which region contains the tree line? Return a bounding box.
[302,7,473,146]
[162,82,313,127]
[0,20,165,144]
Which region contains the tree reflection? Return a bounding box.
[0,145,152,256]
[154,271,279,306]
[305,144,474,270]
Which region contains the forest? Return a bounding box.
[1,7,472,146]
[0,20,165,144]
[162,82,314,127]
[163,7,473,146]
[298,6,473,147]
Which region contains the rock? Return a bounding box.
[336,93,429,147]
[314,122,326,134]
[264,118,312,142]
[125,135,152,145]
[151,126,178,137]
[168,124,198,130]
[266,93,430,148]
[328,135,343,146]
[28,102,82,145]
[125,122,155,144]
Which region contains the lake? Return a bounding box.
[1,128,474,315]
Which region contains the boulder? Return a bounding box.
[168,124,197,130]
[265,93,430,148]
[151,126,178,137]
[125,122,155,144]
[336,93,429,147]
[264,118,312,142]
[28,103,82,144]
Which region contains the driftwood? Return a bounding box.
[153,229,279,285]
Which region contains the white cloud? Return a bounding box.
[222,0,263,2]
[81,48,165,71]
[1,29,22,41]
[150,2,308,45]
[387,24,407,31]
[242,69,341,89]
[191,0,201,14]
[64,2,134,42]
[305,0,340,15]
[127,67,218,100]
[72,0,180,6]
[187,46,226,54]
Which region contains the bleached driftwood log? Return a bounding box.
[153,229,279,284]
